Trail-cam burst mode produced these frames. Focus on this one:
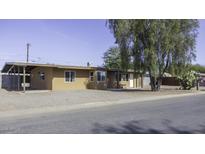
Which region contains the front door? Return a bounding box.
[129,73,134,88]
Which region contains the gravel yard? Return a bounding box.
[0,86,200,112]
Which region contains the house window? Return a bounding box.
[121,73,129,81]
[65,71,76,82]
[89,72,94,81]
[97,71,106,82]
[39,72,45,80]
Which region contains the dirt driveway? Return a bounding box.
[0,86,201,113]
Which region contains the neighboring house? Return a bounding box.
[161,72,205,87]
[197,73,205,86]
[1,62,143,91]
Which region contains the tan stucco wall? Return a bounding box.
[52,68,90,90]
[31,67,107,91]
[30,67,142,91]
[30,67,53,90]
[86,71,107,90]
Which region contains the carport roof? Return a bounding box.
[1,62,104,73]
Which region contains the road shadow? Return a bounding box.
[92,120,205,134]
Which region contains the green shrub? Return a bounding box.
[177,70,196,90]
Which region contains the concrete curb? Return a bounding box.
[0,91,205,120]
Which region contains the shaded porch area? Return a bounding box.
[1,62,37,92]
[107,70,143,89]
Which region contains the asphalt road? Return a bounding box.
[0,94,205,134]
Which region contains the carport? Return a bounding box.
[1,62,37,92]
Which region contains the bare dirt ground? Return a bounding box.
[0,86,202,113]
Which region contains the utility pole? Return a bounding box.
[26,43,31,63]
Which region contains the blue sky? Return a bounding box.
[0,19,204,69]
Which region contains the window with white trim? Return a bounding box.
[65,71,75,82]
[89,72,94,81]
[97,71,106,82]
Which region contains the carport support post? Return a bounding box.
[17,66,20,91]
[23,66,26,93]
[12,67,14,90]
[11,68,13,90]
[14,67,16,90]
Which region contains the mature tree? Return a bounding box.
[103,46,121,69]
[103,46,133,88]
[103,46,132,70]
[107,19,199,91]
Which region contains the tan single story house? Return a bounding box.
[1,62,143,91]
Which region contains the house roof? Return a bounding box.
[1,62,136,73]
[1,62,104,73]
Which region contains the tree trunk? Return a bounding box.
[149,76,161,91]
[156,77,162,91]
[148,68,161,91]
[150,76,156,91]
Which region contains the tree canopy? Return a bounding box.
[103,46,133,70]
[103,46,121,69]
[107,19,199,91]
